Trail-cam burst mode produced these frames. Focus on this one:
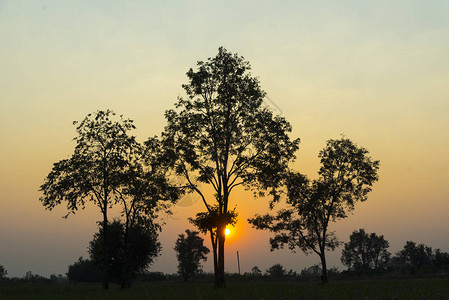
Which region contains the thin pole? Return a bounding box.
[237,251,241,275]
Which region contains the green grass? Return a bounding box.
[1,278,449,300]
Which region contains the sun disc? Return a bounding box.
[225,228,231,235]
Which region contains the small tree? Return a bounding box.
[89,219,161,284]
[249,137,379,283]
[188,206,237,280]
[174,230,210,281]
[394,241,433,272]
[266,264,286,277]
[251,266,262,276]
[40,110,137,289]
[300,264,321,278]
[433,249,449,270]
[341,229,390,274]
[67,257,102,283]
[0,265,7,281]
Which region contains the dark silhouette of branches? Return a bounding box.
[161,47,299,287]
[250,137,380,283]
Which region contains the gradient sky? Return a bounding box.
[1,0,448,277]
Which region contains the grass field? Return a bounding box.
[1,277,449,299]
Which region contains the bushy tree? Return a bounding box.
[250,137,379,283]
[300,264,321,278]
[161,47,299,287]
[266,264,286,277]
[341,229,390,273]
[433,249,449,270]
[174,230,210,281]
[0,265,7,281]
[67,257,102,283]
[393,241,433,272]
[251,266,262,276]
[89,219,161,285]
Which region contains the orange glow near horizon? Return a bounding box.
[225,228,231,236]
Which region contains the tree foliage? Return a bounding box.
[88,220,161,284]
[341,229,390,273]
[161,47,299,287]
[249,137,379,283]
[67,257,102,283]
[116,136,181,287]
[251,266,262,276]
[265,264,287,277]
[174,229,210,281]
[39,110,137,289]
[0,265,7,281]
[39,110,177,289]
[393,241,433,271]
[40,110,137,216]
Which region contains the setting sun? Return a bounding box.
[225,228,231,236]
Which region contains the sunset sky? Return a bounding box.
[1,1,448,277]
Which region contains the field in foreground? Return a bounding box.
[1,277,449,300]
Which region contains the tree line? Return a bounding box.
[2,230,448,285]
[341,229,449,276]
[35,47,383,289]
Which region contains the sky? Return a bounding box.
[1,0,448,277]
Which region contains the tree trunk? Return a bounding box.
[320,253,328,284]
[216,225,226,288]
[102,211,109,290]
[210,232,219,287]
[121,225,130,289]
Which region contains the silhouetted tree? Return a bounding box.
[174,229,210,281]
[300,264,321,278]
[433,249,449,270]
[394,241,433,272]
[161,47,299,287]
[249,137,379,283]
[188,206,237,280]
[23,271,50,283]
[266,264,286,277]
[0,265,7,281]
[67,257,102,283]
[89,219,160,284]
[117,137,181,288]
[40,110,137,289]
[341,229,390,274]
[251,266,262,276]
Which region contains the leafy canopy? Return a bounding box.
[174,230,210,281]
[250,137,380,255]
[39,110,137,216]
[341,229,390,271]
[162,47,300,213]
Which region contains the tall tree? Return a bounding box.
[39,110,137,289]
[249,137,379,283]
[161,47,299,287]
[174,229,210,281]
[117,137,181,288]
[341,229,390,273]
